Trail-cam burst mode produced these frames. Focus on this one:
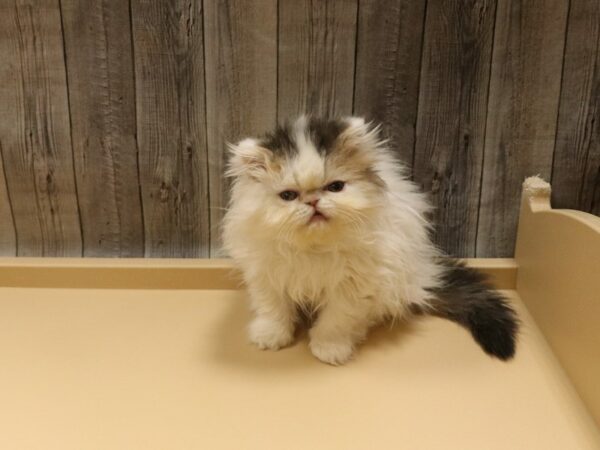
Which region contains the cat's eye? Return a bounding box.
[279,190,299,201]
[325,181,345,192]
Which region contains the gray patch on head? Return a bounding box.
[305,117,386,189]
[259,117,350,161]
[306,117,349,156]
[259,122,298,159]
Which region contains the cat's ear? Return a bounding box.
[345,117,367,133]
[341,116,384,149]
[226,138,274,179]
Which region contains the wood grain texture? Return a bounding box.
[2,0,598,259]
[413,0,497,257]
[353,0,426,166]
[0,147,17,255]
[552,0,600,216]
[61,0,144,257]
[204,0,277,254]
[131,0,209,257]
[278,0,358,119]
[477,0,569,257]
[0,0,82,256]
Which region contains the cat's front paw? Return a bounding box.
[309,338,354,365]
[248,316,295,351]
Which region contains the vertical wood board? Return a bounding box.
[0,0,82,256]
[477,0,569,256]
[61,0,144,256]
[413,0,497,257]
[354,0,427,166]
[131,0,210,257]
[552,0,600,216]
[0,146,16,255]
[278,0,358,119]
[204,0,278,254]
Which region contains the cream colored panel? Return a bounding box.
[0,288,597,449]
[515,176,600,426]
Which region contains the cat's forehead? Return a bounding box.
[261,116,348,159]
[260,117,348,187]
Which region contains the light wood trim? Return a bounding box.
[0,257,516,290]
[0,258,239,290]
[515,176,600,426]
[466,258,518,290]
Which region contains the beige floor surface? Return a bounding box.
[1,287,598,450]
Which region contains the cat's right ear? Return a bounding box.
[226,138,274,179]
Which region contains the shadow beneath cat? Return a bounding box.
[208,292,422,373]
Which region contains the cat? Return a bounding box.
[222,116,518,365]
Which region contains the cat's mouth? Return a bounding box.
[308,210,328,224]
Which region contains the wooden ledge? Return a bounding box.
[0,257,517,290]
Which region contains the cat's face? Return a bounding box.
[226,117,386,246]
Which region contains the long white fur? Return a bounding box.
[223,117,443,365]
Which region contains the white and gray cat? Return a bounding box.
[223,116,517,365]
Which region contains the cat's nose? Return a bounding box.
[305,199,319,208]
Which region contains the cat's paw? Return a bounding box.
[309,338,354,365]
[248,316,295,351]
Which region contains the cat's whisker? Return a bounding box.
[335,209,369,234]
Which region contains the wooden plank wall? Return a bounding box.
[478,0,569,256]
[353,0,426,165]
[278,0,358,118]
[0,0,82,256]
[205,0,277,254]
[131,0,210,257]
[62,0,144,257]
[413,0,496,257]
[0,0,597,258]
[552,0,600,218]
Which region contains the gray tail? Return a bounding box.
[429,260,519,360]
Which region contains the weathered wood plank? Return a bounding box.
[131,0,210,257]
[552,0,600,216]
[278,0,358,119]
[61,0,144,257]
[353,0,426,166]
[204,0,277,255]
[0,147,17,255]
[0,0,82,256]
[413,0,497,257]
[477,0,569,257]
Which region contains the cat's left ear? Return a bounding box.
[345,117,368,134]
[226,138,275,179]
[337,116,384,157]
[344,117,379,139]
[341,116,381,144]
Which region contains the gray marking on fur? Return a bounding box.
[260,117,349,159]
[260,122,298,159]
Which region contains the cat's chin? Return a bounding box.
[307,210,328,225]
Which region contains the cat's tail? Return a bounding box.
[427,259,519,360]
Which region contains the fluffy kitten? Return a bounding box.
[223,116,518,365]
